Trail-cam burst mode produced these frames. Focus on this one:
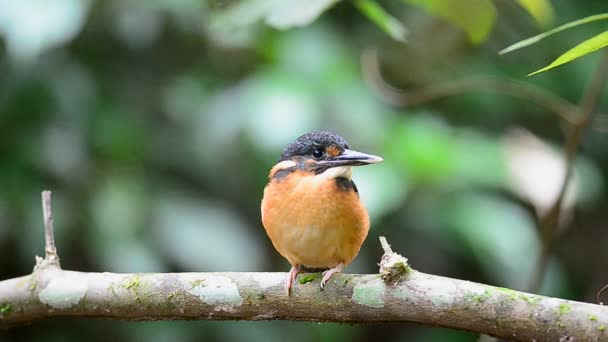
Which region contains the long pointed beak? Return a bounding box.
[323,149,383,167]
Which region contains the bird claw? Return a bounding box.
[285,265,300,295]
[285,264,345,293]
[320,263,344,290]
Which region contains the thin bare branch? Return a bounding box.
[34,191,61,272]
[598,284,608,305]
[379,236,393,254]
[360,49,579,124]
[40,191,59,266]
[529,49,608,292]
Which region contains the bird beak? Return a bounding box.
[322,149,383,167]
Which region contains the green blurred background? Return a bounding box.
[1,0,607,341]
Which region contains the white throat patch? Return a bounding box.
[318,166,353,180]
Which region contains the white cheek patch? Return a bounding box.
[318,166,352,180]
[269,160,297,178]
[274,160,297,170]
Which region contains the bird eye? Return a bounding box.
[312,148,325,159]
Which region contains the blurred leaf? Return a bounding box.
[528,31,608,76]
[402,0,496,44]
[163,75,209,124]
[515,0,554,27]
[38,123,89,183]
[207,0,341,34]
[328,78,396,145]
[441,192,540,289]
[499,13,608,55]
[504,128,602,212]
[388,117,455,183]
[88,172,159,272]
[355,0,408,43]
[502,129,575,220]
[91,107,147,161]
[265,0,341,29]
[91,174,148,239]
[208,0,277,27]
[111,4,163,48]
[0,0,91,61]
[100,239,166,273]
[274,23,355,87]
[387,116,513,190]
[154,194,263,271]
[241,71,321,151]
[205,0,276,46]
[451,131,507,187]
[355,161,408,221]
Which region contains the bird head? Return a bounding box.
[269,131,383,180]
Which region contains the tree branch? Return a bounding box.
[2,267,608,341]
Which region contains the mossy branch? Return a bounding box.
[1,192,608,342]
[2,268,608,341]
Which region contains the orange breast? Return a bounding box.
[261,171,370,269]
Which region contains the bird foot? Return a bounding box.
[285,265,300,295]
[320,263,344,290]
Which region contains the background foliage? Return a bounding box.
[1,0,607,341]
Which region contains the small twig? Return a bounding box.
[360,49,579,124]
[41,191,60,266]
[549,49,608,227]
[597,284,608,305]
[529,49,608,293]
[379,236,393,254]
[378,236,409,283]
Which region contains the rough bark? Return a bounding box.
[1,265,607,341]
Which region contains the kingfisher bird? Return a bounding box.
[261,131,383,294]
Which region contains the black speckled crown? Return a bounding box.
[279,131,350,162]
